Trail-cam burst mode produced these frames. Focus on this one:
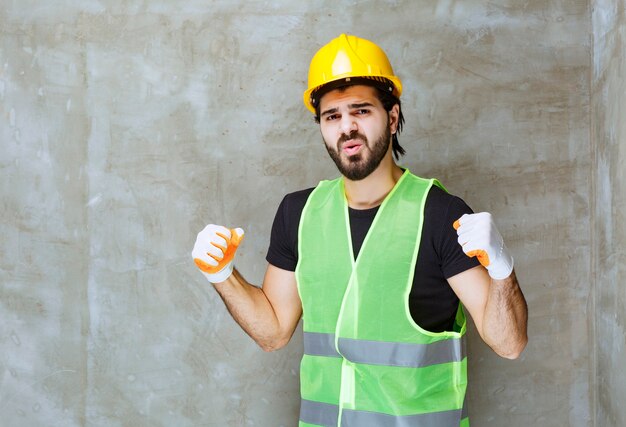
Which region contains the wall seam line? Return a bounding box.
[588,1,598,426]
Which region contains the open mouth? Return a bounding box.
[342,140,364,156]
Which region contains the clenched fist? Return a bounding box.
[192,224,244,283]
[454,213,514,280]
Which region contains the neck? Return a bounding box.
[343,151,404,209]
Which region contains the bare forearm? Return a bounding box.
[482,270,528,359]
[213,269,290,351]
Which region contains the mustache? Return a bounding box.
[337,131,368,149]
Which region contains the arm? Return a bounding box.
[192,225,302,352]
[214,264,302,352]
[448,266,528,359]
[450,213,528,359]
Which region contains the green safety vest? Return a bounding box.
[295,169,469,427]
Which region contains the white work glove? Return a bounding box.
[192,224,244,284]
[453,212,514,280]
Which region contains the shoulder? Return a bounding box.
[424,184,473,218]
[267,187,315,271]
[273,186,317,233]
[278,187,315,217]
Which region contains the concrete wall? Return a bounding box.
[592,1,626,426]
[0,1,594,426]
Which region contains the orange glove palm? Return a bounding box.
[192,225,244,283]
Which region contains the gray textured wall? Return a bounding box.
[592,1,626,426]
[0,1,596,426]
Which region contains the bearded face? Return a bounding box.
[324,124,391,181]
[318,85,396,181]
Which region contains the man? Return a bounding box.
[192,34,528,427]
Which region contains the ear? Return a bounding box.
[388,104,400,134]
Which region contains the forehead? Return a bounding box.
[319,85,381,110]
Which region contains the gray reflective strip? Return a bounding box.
[342,407,462,427]
[300,399,464,427]
[303,332,465,367]
[303,332,341,358]
[337,336,465,368]
[300,399,338,427]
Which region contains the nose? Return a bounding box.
[340,115,358,136]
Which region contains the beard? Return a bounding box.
[324,124,391,181]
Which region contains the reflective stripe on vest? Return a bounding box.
[301,397,469,427]
[304,332,466,367]
[296,170,468,427]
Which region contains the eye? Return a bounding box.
[354,109,370,115]
[325,114,340,121]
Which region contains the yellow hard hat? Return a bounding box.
[303,34,403,114]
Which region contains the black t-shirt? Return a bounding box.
[266,184,480,332]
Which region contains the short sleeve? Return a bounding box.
[432,188,481,278]
[265,188,313,271]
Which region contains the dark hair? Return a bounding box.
[312,79,406,159]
